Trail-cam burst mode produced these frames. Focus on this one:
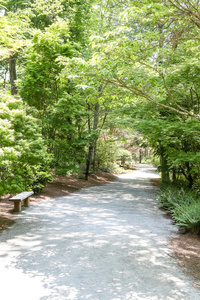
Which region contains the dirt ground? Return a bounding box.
[169,232,200,287]
[0,171,200,286]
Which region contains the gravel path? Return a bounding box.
[0,164,199,300]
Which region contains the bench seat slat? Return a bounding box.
[9,191,34,201]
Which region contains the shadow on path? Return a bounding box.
[0,164,199,299]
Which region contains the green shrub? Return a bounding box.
[172,200,200,231]
[158,184,196,210]
[103,162,123,174]
[0,92,52,197]
[158,183,200,231]
[116,149,132,167]
[55,165,80,176]
[28,168,54,193]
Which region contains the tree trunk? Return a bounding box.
[185,162,194,189]
[9,53,18,95]
[172,169,177,182]
[67,117,73,140]
[160,145,170,183]
[85,101,100,180]
[93,140,97,171]
[139,149,142,163]
[85,144,93,181]
[160,154,170,183]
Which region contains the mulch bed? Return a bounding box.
[170,233,200,286]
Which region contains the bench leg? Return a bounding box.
[24,197,30,207]
[14,201,21,212]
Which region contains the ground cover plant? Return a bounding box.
[158,183,200,233]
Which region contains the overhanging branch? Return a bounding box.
[103,76,200,121]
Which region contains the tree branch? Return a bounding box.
[124,55,200,120]
[103,76,200,121]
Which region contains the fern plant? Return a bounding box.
[172,200,200,231]
[158,183,200,232]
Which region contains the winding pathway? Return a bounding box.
[0,164,199,299]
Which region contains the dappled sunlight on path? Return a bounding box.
[0,164,199,299]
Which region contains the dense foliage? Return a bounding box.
[0,92,52,196]
[158,183,200,233]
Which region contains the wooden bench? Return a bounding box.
[9,191,34,212]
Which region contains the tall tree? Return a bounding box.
[90,0,200,120]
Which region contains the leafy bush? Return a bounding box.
[116,149,132,167]
[158,184,195,210]
[172,200,200,231]
[28,169,53,193]
[103,162,123,174]
[158,183,200,232]
[55,165,80,176]
[0,93,52,197]
[95,135,133,172]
